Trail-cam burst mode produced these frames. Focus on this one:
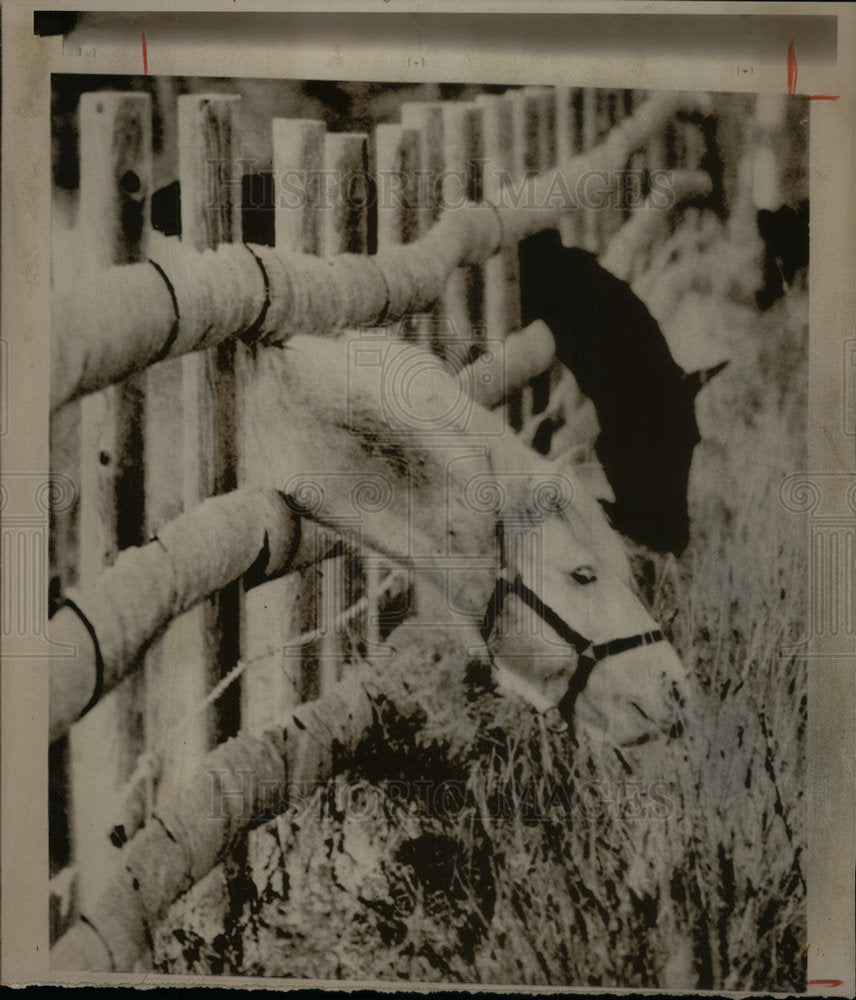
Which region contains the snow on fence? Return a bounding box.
[48,83,714,965]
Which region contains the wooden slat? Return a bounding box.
[241,117,334,894]
[265,118,329,706]
[172,93,249,933]
[599,89,631,248]
[627,88,656,282]
[143,94,244,806]
[272,119,325,256]
[180,92,242,750]
[318,131,369,695]
[400,101,444,234]
[368,122,420,654]
[558,87,585,248]
[606,90,641,244]
[508,88,551,425]
[374,123,420,254]
[440,102,485,369]
[239,122,325,734]
[622,91,644,222]
[476,92,519,424]
[645,90,670,182]
[580,88,601,253]
[70,91,152,910]
[520,87,558,419]
[322,131,369,256]
[400,102,445,349]
[240,120,328,732]
[523,85,556,173]
[509,88,543,181]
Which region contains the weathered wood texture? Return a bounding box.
[50,84,714,962]
[69,91,152,911]
[52,670,421,972]
[52,91,707,411]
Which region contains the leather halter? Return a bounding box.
[480,523,664,725]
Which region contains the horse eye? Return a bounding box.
[570,565,597,585]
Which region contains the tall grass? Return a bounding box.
[155,245,808,990]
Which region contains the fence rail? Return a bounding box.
[49,81,719,958]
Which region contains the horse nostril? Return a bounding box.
[570,565,597,585]
[669,720,684,739]
[544,706,568,734]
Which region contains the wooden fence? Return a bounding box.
[48,82,717,954]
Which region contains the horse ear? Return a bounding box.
[549,446,616,504]
[685,359,729,395]
[573,459,616,504]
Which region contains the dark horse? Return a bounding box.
[519,228,727,556]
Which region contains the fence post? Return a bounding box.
[508,87,553,427]
[476,92,517,426]
[374,123,420,253]
[273,119,325,256]
[400,101,444,236]
[400,101,445,349]
[318,131,369,695]
[69,91,152,911]
[520,87,559,419]
[598,89,631,248]
[138,96,245,819]
[579,88,601,253]
[557,86,585,248]
[626,88,658,282]
[270,119,328,705]
[526,85,556,173]
[439,102,485,369]
[238,119,325,739]
[370,122,421,650]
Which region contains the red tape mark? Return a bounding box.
[788,40,840,99]
[807,981,844,988]
[788,41,798,95]
[142,31,148,74]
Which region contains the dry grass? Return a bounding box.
[154,228,808,990]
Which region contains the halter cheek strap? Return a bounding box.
[480,571,663,725]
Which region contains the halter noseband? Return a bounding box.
[480,525,664,725]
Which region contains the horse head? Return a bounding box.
[481,445,689,745]
[248,329,690,746]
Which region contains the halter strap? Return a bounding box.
[480,570,664,725]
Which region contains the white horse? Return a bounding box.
[247,326,690,746]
